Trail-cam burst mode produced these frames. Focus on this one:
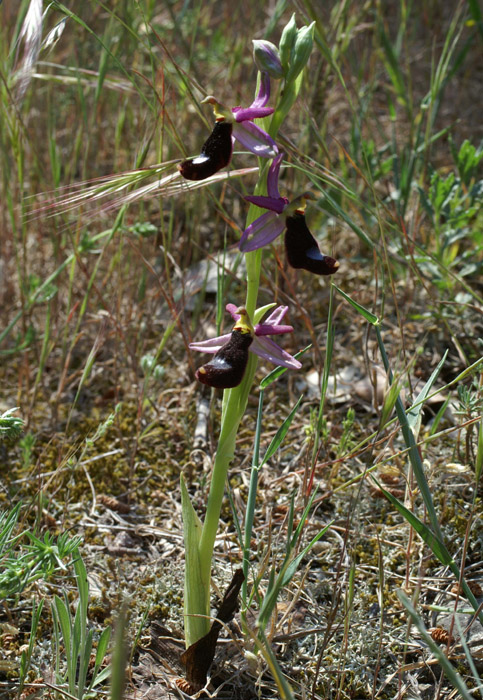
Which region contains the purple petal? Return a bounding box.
[256,322,293,336]
[189,333,231,354]
[255,305,293,335]
[267,152,285,199]
[239,211,285,252]
[225,303,239,320]
[245,194,288,214]
[232,121,278,158]
[232,106,274,122]
[263,305,289,326]
[251,336,302,369]
[251,71,272,108]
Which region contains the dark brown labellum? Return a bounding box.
[285,212,339,276]
[195,329,253,389]
[179,121,233,181]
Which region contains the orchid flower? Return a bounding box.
[191,303,301,388]
[239,154,339,275]
[179,73,278,181]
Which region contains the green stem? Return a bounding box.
[245,249,263,318]
[198,390,242,573]
[192,249,263,645]
[241,390,264,614]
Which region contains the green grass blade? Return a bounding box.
[407,350,448,439]
[475,416,483,490]
[242,390,264,606]
[254,628,296,700]
[259,395,303,467]
[91,626,111,687]
[281,522,333,589]
[333,284,380,325]
[377,21,407,109]
[373,480,452,565]
[398,591,474,700]
[260,344,312,389]
[375,326,443,541]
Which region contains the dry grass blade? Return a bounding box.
[13,0,43,101]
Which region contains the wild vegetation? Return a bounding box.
[0,1,482,699]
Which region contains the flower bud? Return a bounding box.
[286,22,315,82]
[252,40,283,79]
[279,14,297,74]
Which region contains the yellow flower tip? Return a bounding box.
[233,307,254,335]
[296,191,316,211]
[288,191,317,216]
[201,96,229,122]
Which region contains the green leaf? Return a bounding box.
[375,326,443,540]
[260,396,303,467]
[281,522,333,588]
[378,21,407,108]
[180,475,208,645]
[378,376,401,431]
[77,628,93,693]
[407,350,448,439]
[373,479,453,565]
[74,553,89,610]
[92,663,112,687]
[53,596,72,659]
[333,285,380,325]
[254,628,296,700]
[254,303,276,325]
[456,139,483,185]
[95,626,111,670]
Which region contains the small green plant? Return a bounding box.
[0,505,82,602]
[0,408,24,442]
[417,140,483,283]
[52,552,111,700]
[337,407,356,458]
[19,433,36,469]
[17,598,44,699]
[454,377,483,467]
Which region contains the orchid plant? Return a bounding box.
[179,15,339,686]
